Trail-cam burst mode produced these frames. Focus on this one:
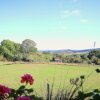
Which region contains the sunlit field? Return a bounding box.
[0,63,100,96]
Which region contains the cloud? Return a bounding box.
[61,9,80,17]
[80,19,88,23]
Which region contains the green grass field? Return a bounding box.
[0,63,100,96]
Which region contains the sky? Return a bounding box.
[0,0,100,50]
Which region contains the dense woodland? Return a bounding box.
[0,39,100,65]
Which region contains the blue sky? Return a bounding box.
[0,0,100,50]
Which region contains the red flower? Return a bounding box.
[21,74,34,85]
[17,96,31,100]
[0,84,11,96]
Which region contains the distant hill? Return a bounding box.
[40,48,100,54]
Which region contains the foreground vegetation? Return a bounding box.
[0,63,100,99]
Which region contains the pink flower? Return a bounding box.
[17,96,31,100]
[0,84,11,96]
[21,74,34,85]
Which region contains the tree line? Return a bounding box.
[47,50,100,65]
[0,39,100,65]
[0,39,37,61]
[59,50,100,65]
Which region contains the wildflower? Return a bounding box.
[0,84,11,97]
[21,74,34,85]
[17,96,31,100]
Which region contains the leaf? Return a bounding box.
[25,88,34,93]
[18,85,25,90]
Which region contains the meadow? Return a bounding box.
[0,63,100,96]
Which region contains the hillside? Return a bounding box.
[40,48,100,54]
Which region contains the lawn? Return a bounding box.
[0,63,100,96]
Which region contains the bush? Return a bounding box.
[13,54,23,61]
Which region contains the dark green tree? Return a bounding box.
[88,50,100,65]
[1,40,16,54]
[0,45,13,61]
[0,40,22,61]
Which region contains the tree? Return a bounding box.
[0,39,38,61]
[14,43,21,54]
[88,50,100,59]
[21,39,37,54]
[1,40,16,54]
[0,40,22,61]
[88,50,100,65]
[0,46,13,61]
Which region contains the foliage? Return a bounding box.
[13,54,23,61]
[62,54,83,63]
[21,39,37,54]
[0,39,100,65]
[88,50,100,65]
[45,69,100,100]
[60,50,100,65]
[0,55,6,61]
[0,45,13,61]
[0,39,37,62]
[45,77,84,100]
[1,40,16,54]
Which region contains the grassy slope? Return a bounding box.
[0,63,100,95]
